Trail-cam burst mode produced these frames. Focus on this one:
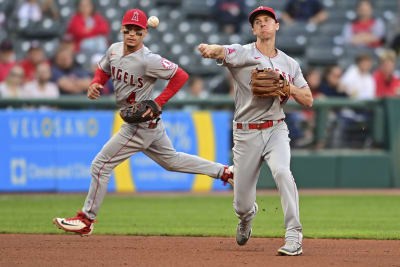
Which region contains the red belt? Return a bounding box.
[236,119,284,130]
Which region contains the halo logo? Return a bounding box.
[11,158,27,185]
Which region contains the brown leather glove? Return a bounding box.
[120,100,162,124]
[250,68,290,101]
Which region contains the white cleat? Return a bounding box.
[53,211,95,236]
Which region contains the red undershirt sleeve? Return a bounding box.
[154,67,189,107]
[90,67,111,86]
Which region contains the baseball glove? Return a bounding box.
[120,100,162,123]
[250,68,290,101]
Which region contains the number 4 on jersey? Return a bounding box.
[127,91,136,104]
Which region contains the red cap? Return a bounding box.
[249,6,277,26]
[121,9,147,29]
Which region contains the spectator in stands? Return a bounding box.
[23,62,59,98]
[212,0,246,34]
[19,42,47,82]
[66,0,109,53]
[281,0,327,25]
[342,0,385,48]
[187,76,208,99]
[0,41,16,82]
[17,0,59,23]
[51,47,91,94]
[340,53,375,99]
[0,65,25,98]
[304,67,322,98]
[60,34,76,53]
[212,69,234,96]
[373,49,400,98]
[318,65,347,97]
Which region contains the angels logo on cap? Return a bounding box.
[122,9,147,28]
[248,6,277,25]
[132,11,139,22]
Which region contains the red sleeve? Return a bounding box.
[90,68,111,86]
[154,67,189,107]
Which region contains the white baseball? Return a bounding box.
[147,16,159,28]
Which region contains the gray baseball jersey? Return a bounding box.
[218,42,306,243]
[98,42,178,108]
[81,43,228,220]
[218,43,308,122]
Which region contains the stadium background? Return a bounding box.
[0,0,399,192]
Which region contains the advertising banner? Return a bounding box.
[0,110,231,192]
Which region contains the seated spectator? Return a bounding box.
[0,66,25,98]
[342,0,385,48]
[318,65,347,97]
[51,48,91,94]
[340,53,375,99]
[66,0,109,53]
[60,33,76,53]
[23,62,59,98]
[212,69,234,96]
[187,76,208,99]
[17,0,59,23]
[304,67,322,98]
[19,42,47,82]
[373,49,400,97]
[0,41,16,82]
[212,0,246,34]
[281,0,327,25]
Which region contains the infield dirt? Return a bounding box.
[1,234,399,267]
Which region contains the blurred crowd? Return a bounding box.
[0,0,399,99]
[0,0,399,149]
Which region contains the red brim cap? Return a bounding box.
[249,6,277,26]
[122,8,147,29]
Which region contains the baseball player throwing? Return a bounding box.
[198,6,313,256]
[53,8,233,236]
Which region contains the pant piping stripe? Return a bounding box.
[291,174,300,241]
[88,126,138,214]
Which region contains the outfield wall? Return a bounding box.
[0,110,231,192]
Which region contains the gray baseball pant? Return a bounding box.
[232,121,302,242]
[82,121,226,220]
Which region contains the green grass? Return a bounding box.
[0,194,399,239]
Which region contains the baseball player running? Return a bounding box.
[53,8,233,236]
[198,6,313,256]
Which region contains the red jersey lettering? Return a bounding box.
[130,75,136,86]
[116,69,122,80]
[111,66,116,79]
[123,72,128,83]
[138,77,144,88]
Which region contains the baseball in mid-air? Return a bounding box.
[147,16,159,28]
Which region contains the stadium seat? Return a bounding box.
[318,23,344,37]
[276,34,307,56]
[182,0,212,18]
[305,46,341,66]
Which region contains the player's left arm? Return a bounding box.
[141,66,189,118]
[154,67,189,107]
[291,62,313,108]
[290,85,313,108]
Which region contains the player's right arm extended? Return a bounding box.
[88,68,111,99]
[197,44,225,60]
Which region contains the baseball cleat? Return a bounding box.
[277,240,303,256]
[236,202,258,246]
[53,210,95,236]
